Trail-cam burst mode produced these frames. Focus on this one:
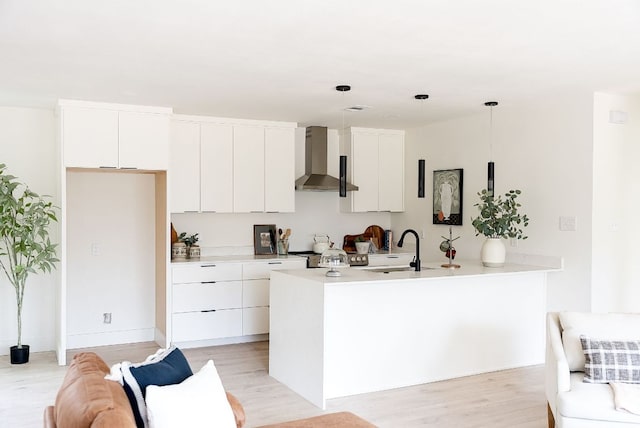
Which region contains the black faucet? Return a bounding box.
[397,229,421,271]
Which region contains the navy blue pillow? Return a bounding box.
[120,346,193,428]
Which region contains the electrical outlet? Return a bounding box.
[103,312,112,324]
[510,238,518,248]
[559,216,577,232]
[91,243,101,256]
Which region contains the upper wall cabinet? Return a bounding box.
[264,127,295,213]
[170,116,296,214]
[169,120,201,212]
[59,100,172,170]
[233,125,265,213]
[340,127,405,213]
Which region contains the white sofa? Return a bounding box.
[546,312,640,428]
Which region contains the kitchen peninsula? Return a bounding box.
[269,260,560,409]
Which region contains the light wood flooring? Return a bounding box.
[0,341,547,427]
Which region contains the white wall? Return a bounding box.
[65,171,156,348]
[0,107,58,354]
[172,189,391,254]
[393,93,595,311]
[592,92,640,312]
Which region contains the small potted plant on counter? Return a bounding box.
[0,163,59,364]
[178,232,200,259]
[471,189,529,267]
[354,235,370,255]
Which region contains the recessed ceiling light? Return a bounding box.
[344,105,372,112]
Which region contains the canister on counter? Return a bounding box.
[384,230,392,251]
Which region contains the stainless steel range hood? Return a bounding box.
[295,126,358,192]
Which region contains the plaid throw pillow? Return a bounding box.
[580,335,640,384]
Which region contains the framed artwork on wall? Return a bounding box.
[253,224,277,255]
[433,168,463,225]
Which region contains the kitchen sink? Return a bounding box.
[365,266,435,273]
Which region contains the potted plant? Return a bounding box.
[178,232,200,259]
[354,235,370,255]
[0,163,58,364]
[471,189,529,267]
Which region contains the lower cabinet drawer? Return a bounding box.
[172,309,242,342]
[243,279,269,307]
[242,307,269,336]
[173,281,241,312]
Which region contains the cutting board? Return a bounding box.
[342,225,385,253]
[364,225,385,250]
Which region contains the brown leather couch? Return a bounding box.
[43,352,245,428]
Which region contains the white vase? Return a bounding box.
[481,238,506,267]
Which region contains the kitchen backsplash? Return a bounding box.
[171,191,392,256]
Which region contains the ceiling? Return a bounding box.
[1,0,639,129]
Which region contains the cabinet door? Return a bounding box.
[172,309,242,342]
[201,123,233,212]
[233,125,264,212]
[242,307,269,335]
[173,281,242,312]
[119,111,170,170]
[378,133,404,212]
[351,132,379,212]
[264,127,295,212]
[62,107,118,168]
[172,263,242,283]
[169,121,200,213]
[243,279,270,307]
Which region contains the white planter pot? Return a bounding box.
[481,238,506,267]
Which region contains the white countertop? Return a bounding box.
[273,260,560,284]
[171,254,302,265]
[170,250,416,265]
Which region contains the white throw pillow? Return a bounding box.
[145,360,236,428]
[559,312,640,371]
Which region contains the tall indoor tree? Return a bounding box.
[0,163,58,363]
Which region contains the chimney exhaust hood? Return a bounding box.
[295,126,358,192]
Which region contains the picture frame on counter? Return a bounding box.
[433,168,463,225]
[253,224,277,255]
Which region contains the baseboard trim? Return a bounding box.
[174,333,268,349]
[66,328,155,349]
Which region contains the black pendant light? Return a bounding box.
[485,101,498,197]
[415,94,429,198]
[337,85,351,197]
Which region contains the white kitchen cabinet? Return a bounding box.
[351,132,379,212]
[169,121,234,213]
[201,123,233,212]
[265,127,295,212]
[378,133,405,211]
[172,310,242,342]
[170,259,304,344]
[340,127,405,213]
[170,115,296,213]
[241,259,305,336]
[169,120,200,212]
[171,263,243,342]
[233,125,265,212]
[60,100,171,170]
[62,107,119,168]
[119,111,170,170]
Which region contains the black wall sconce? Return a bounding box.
[339,155,347,197]
[418,159,425,198]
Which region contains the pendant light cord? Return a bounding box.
[485,101,498,161]
[489,105,493,161]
